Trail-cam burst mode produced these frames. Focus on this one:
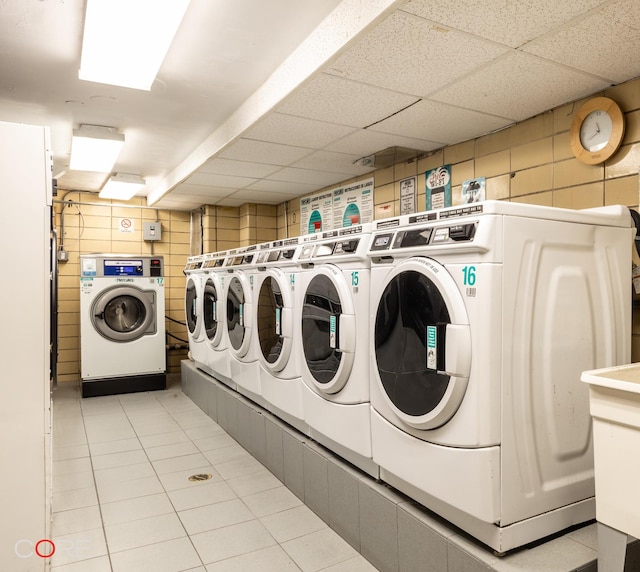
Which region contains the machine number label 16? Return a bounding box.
[462,265,477,286]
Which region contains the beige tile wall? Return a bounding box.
[55,194,191,382]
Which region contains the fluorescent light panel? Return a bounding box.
[70,125,125,172]
[79,0,191,90]
[99,173,146,200]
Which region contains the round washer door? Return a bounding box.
[203,276,224,347]
[257,269,293,373]
[185,276,201,338]
[91,285,156,342]
[226,273,252,357]
[373,257,471,430]
[301,264,355,394]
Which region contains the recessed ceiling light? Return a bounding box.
[79,0,191,90]
[69,124,125,172]
[99,173,146,200]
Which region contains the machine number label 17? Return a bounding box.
[462,265,477,286]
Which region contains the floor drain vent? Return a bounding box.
[188,473,212,482]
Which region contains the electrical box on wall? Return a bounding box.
[143,221,162,241]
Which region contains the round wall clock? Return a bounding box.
[570,97,625,165]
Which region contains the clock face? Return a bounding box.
[579,110,613,152]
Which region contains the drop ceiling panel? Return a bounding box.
[170,183,236,198]
[325,10,509,97]
[198,158,281,178]
[243,113,357,148]
[214,198,247,207]
[230,189,306,204]
[401,0,606,48]
[277,73,419,127]
[369,99,512,144]
[218,138,314,165]
[184,171,258,189]
[325,128,442,157]
[245,178,320,195]
[429,52,612,121]
[292,149,376,176]
[150,196,203,210]
[266,166,353,186]
[523,0,640,83]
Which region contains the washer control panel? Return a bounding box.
[369,222,477,252]
[81,255,164,277]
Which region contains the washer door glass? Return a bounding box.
[258,276,284,364]
[92,286,155,342]
[302,274,342,384]
[185,278,198,335]
[203,278,219,342]
[226,276,246,350]
[375,270,451,416]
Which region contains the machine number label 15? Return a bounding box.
[351,271,359,287]
[462,265,477,286]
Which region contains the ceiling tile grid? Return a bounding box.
[324,10,510,97]
[243,113,357,148]
[368,99,512,144]
[3,0,640,210]
[428,51,612,121]
[276,73,420,127]
[217,138,315,166]
[324,128,443,157]
[400,0,608,48]
[522,0,640,83]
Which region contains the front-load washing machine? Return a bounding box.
[80,254,167,397]
[254,236,309,434]
[184,254,207,371]
[298,224,377,476]
[224,246,264,404]
[367,200,632,552]
[201,250,234,388]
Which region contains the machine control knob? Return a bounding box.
[281,249,295,259]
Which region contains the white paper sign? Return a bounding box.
[119,218,134,233]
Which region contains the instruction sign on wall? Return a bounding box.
[400,176,417,215]
[425,165,451,211]
[300,178,374,235]
[300,191,333,234]
[332,178,374,229]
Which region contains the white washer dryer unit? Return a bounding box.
[254,236,309,435]
[201,250,234,388]
[298,224,377,477]
[80,254,167,397]
[367,200,632,553]
[184,254,207,371]
[224,246,263,404]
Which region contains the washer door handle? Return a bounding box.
[94,311,105,320]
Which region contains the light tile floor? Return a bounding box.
[51,378,378,571]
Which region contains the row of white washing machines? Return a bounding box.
[184,200,633,553]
